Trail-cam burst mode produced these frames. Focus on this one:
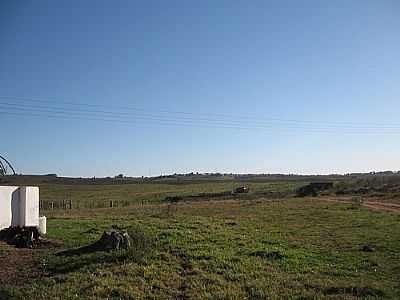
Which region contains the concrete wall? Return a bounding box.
[0,186,39,230]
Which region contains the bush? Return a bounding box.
[123,227,156,263]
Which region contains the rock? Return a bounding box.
[361,245,376,252]
[57,229,133,256]
[121,232,131,249]
[95,230,132,251]
[233,186,250,194]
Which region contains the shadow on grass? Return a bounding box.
[47,251,121,275]
[0,286,26,300]
[56,243,103,257]
[305,284,385,297]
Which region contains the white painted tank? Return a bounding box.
[0,186,40,229]
[0,186,19,230]
[39,216,47,235]
[19,186,39,227]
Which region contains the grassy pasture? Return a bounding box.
[38,181,303,209]
[1,196,399,300]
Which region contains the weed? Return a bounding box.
[250,250,286,260]
[123,226,157,263]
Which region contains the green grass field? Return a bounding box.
[1,195,399,300]
[38,181,303,209]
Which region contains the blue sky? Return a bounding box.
[1,1,399,177]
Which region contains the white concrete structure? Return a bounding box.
[0,186,19,229]
[0,186,39,230]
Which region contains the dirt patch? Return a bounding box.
[35,238,63,249]
[362,201,400,213]
[170,248,194,300]
[0,242,41,286]
[318,197,400,214]
[0,239,61,286]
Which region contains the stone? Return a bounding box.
[361,245,376,252]
[95,230,132,251]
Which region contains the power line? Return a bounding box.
[0,109,256,130]
[0,101,278,128]
[0,101,398,131]
[0,104,385,131]
[2,108,400,135]
[0,96,399,134]
[1,95,399,128]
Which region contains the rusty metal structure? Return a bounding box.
[0,154,16,176]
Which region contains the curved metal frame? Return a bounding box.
[0,154,16,175]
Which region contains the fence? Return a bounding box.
[39,198,151,211]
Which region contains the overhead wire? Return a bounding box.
[2,95,400,128]
[0,96,399,134]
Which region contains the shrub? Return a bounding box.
[123,226,156,263]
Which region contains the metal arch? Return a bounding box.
[0,160,5,175]
[0,154,16,175]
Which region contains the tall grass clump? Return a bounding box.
[123,226,157,263]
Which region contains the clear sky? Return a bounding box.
[1,1,399,177]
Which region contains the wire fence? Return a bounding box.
[39,198,152,211]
